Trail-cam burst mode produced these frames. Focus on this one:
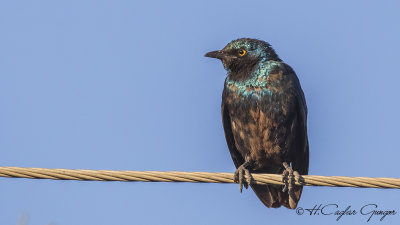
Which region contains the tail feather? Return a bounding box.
[251,184,303,209]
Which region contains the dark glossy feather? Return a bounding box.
[221,62,309,209]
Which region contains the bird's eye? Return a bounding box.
[238,49,246,56]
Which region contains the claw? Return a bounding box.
[281,162,295,199]
[281,162,304,208]
[294,171,305,185]
[244,168,251,187]
[234,165,251,192]
[234,157,254,192]
[282,169,289,192]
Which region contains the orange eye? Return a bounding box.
[238,49,246,56]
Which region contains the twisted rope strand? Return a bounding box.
[0,167,399,189]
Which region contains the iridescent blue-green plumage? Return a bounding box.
[205,38,309,209]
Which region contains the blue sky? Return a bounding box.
[1,1,399,224]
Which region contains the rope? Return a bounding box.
[0,167,399,189]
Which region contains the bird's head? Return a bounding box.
[205,38,281,79]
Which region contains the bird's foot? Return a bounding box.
[234,165,252,192]
[281,162,301,199]
[234,156,254,192]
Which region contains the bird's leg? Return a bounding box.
[282,162,303,199]
[234,156,254,192]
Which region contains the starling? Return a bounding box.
[205,38,309,209]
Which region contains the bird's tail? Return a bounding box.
[251,183,303,209]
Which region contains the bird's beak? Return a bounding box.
[204,50,225,60]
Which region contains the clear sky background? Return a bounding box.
[1,1,399,224]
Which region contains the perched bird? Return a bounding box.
[205,38,309,209]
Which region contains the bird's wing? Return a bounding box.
[291,71,309,176]
[280,67,309,209]
[221,91,244,168]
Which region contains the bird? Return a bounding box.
[205,38,309,209]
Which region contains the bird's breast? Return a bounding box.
[225,65,287,100]
[230,106,285,171]
[226,98,294,171]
